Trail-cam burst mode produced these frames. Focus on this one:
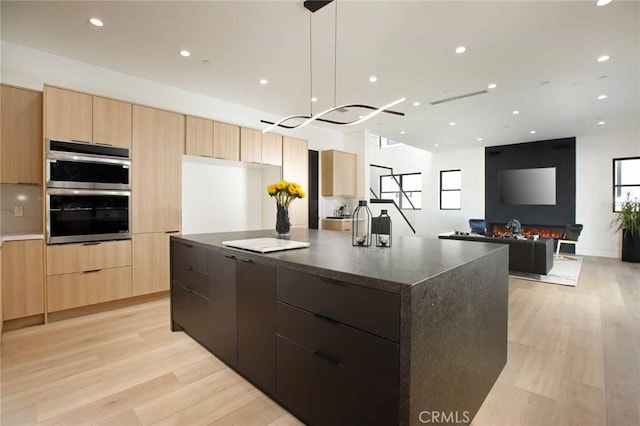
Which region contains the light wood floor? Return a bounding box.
[1,256,638,425]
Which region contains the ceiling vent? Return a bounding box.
[430,90,488,106]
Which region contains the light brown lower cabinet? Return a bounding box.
[321,220,352,232]
[47,266,132,312]
[46,240,131,276]
[2,240,45,320]
[132,233,171,296]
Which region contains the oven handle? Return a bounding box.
[47,152,131,167]
[46,188,131,197]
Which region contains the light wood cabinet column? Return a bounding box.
[132,105,184,234]
[1,85,43,184]
[282,136,309,228]
[261,133,283,166]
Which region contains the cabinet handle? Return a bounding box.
[313,350,340,366]
[71,139,92,144]
[95,142,113,147]
[313,312,339,324]
[82,269,102,274]
[224,254,236,260]
[213,156,226,160]
[237,257,253,263]
[180,285,193,294]
[82,242,101,246]
[184,265,193,271]
[166,230,180,234]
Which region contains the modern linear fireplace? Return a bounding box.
[490,223,565,239]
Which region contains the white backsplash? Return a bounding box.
[1,184,43,235]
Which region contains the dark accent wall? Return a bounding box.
[485,138,576,227]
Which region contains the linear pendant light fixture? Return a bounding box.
[261,0,405,133]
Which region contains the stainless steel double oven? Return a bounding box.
[46,139,131,244]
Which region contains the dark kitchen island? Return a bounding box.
[170,229,508,426]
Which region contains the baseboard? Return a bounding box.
[47,291,169,323]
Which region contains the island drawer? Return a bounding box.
[171,264,208,299]
[171,280,211,350]
[46,240,131,276]
[276,267,400,342]
[276,301,399,390]
[47,266,132,312]
[276,336,398,426]
[171,241,208,276]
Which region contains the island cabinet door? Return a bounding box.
[207,251,237,368]
[236,260,276,397]
[170,241,211,350]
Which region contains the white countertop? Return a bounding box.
[1,233,44,246]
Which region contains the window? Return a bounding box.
[613,157,640,212]
[440,170,461,210]
[380,172,422,209]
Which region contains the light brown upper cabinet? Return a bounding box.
[261,133,283,166]
[213,121,240,161]
[185,115,213,157]
[321,150,357,197]
[2,239,44,321]
[1,85,43,184]
[240,127,262,163]
[132,105,184,234]
[93,96,132,148]
[282,136,309,228]
[44,86,92,142]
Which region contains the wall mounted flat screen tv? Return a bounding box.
[499,167,556,205]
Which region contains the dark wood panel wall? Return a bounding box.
[484,137,576,227]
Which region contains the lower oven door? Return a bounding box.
[46,188,131,244]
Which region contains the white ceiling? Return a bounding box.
[2,1,638,152]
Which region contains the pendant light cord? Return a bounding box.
[309,12,313,116]
[333,0,338,108]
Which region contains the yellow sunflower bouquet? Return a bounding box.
[267,180,306,206]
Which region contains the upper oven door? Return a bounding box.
[46,154,131,190]
[46,139,131,190]
[46,188,131,245]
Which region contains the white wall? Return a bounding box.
[420,148,485,238]
[576,130,640,257]
[1,41,346,233]
[182,157,264,234]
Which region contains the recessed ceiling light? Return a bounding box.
[89,18,103,27]
[369,76,377,83]
[435,144,439,147]
[311,97,318,102]
[512,110,520,115]
[598,120,606,125]
[449,121,456,126]
[413,101,420,107]
[259,79,268,85]
[477,137,483,141]
[596,0,612,6]
[530,130,537,134]
[179,50,190,57]
[488,83,497,89]
[455,46,466,54]
[400,131,406,135]
[597,55,610,62]
[598,94,608,100]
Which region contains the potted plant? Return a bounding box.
[612,193,640,262]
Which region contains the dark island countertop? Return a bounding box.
[173,229,507,294]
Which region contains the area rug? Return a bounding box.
[509,256,583,287]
